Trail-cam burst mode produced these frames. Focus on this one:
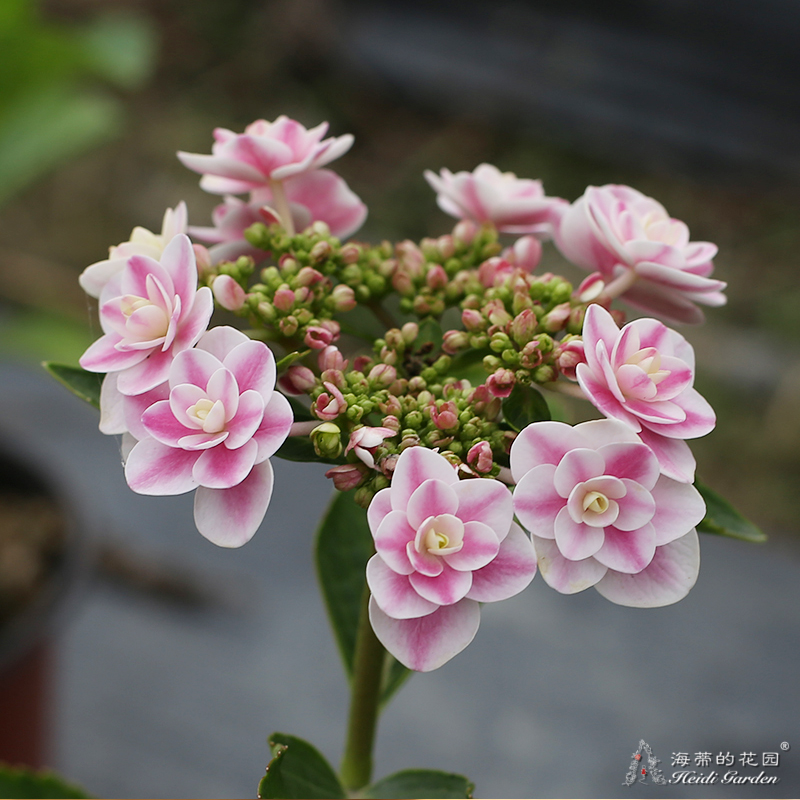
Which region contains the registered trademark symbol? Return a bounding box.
[780,742,790,751]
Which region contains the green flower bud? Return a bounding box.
[311,423,343,459]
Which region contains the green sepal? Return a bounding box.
[276,350,310,372]
[43,362,102,409]
[363,768,475,799]
[0,764,91,798]
[258,733,344,799]
[502,383,551,431]
[315,491,410,705]
[695,479,766,542]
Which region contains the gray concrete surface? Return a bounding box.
[1,361,798,798]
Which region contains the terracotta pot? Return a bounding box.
[0,443,90,769]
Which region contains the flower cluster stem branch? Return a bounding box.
[269,178,296,237]
[339,585,385,793]
[599,267,638,302]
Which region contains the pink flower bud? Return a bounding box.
[294,286,310,304]
[353,355,372,373]
[313,381,347,421]
[279,315,298,336]
[462,308,486,332]
[304,325,335,350]
[442,329,470,355]
[273,287,295,312]
[392,269,416,296]
[345,425,397,468]
[380,453,399,477]
[378,395,403,416]
[486,299,512,329]
[467,441,494,474]
[193,244,212,277]
[326,463,368,492]
[321,368,347,389]
[319,319,340,337]
[331,283,356,312]
[487,368,516,398]
[368,363,397,387]
[554,338,585,380]
[211,274,247,311]
[437,234,455,259]
[519,340,544,369]
[401,322,419,344]
[381,415,401,432]
[509,309,538,345]
[541,302,572,333]
[340,243,361,264]
[396,240,425,275]
[453,219,477,245]
[278,364,316,395]
[318,345,346,373]
[507,235,542,272]
[296,266,324,286]
[426,264,448,290]
[431,400,459,430]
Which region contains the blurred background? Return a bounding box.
[0,0,798,797]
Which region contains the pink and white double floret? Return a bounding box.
[576,304,715,483]
[345,426,397,469]
[424,163,568,238]
[367,447,537,671]
[124,326,293,547]
[178,116,354,196]
[511,419,705,607]
[79,233,214,396]
[555,184,726,324]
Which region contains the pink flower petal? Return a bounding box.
[592,523,656,574]
[512,464,562,538]
[649,478,706,545]
[366,555,437,619]
[369,597,480,672]
[196,326,250,360]
[225,390,265,449]
[594,530,700,606]
[390,447,458,512]
[193,460,274,547]
[466,523,537,602]
[444,520,499,572]
[452,478,513,540]
[373,511,415,575]
[125,438,199,495]
[406,542,444,577]
[553,448,605,498]
[169,347,220,390]
[406,479,459,530]
[192,439,258,489]
[223,340,277,399]
[116,346,177,395]
[172,286,214,351]
[79,334,148,374]
[637,429,696,483]
[554,507,605,561]
[99,373,127,435]
[206,366,240,417]
[409,562,473,606]
[642,387,715,439]
[509,420,585,479]
[252,391,293,461]
[367,488,393,535]
[613,479,656,531]
[570,418,642,450]
[142,400,193,446]
[159,234,197,307]
[597,442,659,489]
[532,535,607,594]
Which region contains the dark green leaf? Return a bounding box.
[258,732,344,799]
[695,480,766,542]
[274,436,341,465]
[447,350,488,386]
[414,317,443,350]
[276,350,310,372]
[502,383,551,431]
[364,769,474,799]
[0,764,90,798]
[43,362,102,409]
[315,491,410,704]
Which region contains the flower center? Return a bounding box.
[619,346,672,400]
[187,398,226,433]
[582,491,609,514]
[415,514,465,557]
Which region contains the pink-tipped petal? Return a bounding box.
[512,464,562,538]
[592,523,656,574]
[553,448,605,498]
[466,523,537,602]
[192,438,258,489]
[196,326,250,360]
[533,535,607,594]
[367,488,393,534]
[452,478,514,539]
[125,438,198,495]
[409,562,473,606]
[636,429,696,483]
[649,478,706,545]
[373,511,416,575]
[193,460,274,548]
[390,447,458,512]
[612,479,656,531]
[366,555,437,618]
[554,507,605,561]
[99,373,127,435]
[169,347,221,391]
[224,340,277,399]
[444,521,500,572]
[252,391,293,461]
[594,530,700,607]
[406,479,459,530]
[596,442,659,489]
[369,597,480,672]
[225,390,265,449]
[510,420,585,479]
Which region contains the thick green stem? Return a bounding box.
[340,587,385,792]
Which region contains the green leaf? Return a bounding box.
[695,480,766,542]
[43,362,102,409]
[258,732,344,799]
[447,350,488,386]
[315,491,410,704]
[502,383,551,431]
[275,436,341,465]
[414,317,443,350]
[0,764,90,798]
[364,768,474,799]
[276,349,310,372]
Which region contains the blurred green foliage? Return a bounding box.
[0,0,157,205]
